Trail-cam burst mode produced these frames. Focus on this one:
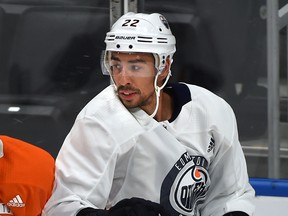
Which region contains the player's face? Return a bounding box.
[109,52,157,111]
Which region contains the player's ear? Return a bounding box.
[159,57,171,79]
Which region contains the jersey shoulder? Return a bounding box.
[184,83,233,113]
[74,85,144,144]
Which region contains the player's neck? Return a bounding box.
[154,92,173,122]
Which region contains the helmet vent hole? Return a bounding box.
[116,44,120,48]
[159,28,162,32]
[129,45,133,49]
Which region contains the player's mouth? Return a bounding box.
[118,90,138,101]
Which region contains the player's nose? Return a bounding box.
[117,69,132,85]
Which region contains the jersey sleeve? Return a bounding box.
[43,87,142,216]
[199,101,255,216]
[42,115,119,216]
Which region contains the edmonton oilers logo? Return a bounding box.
[159,15,170,29]
[160,153,210,215]
[174,165,209,212]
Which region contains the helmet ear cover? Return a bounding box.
[102,12,176,75]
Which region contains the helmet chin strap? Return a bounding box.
[149,71,170,119]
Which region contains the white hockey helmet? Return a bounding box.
[102,12,176,75]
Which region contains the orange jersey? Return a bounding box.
[0,136,55,216]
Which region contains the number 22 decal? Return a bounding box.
[122,19,140,27]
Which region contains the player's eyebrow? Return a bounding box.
[111,54,147,64]
[110,55,120,61]
[128,59,147,64]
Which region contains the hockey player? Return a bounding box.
[0,135,55,216]
[42,12,255,216]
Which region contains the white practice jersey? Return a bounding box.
[42,83,255,216]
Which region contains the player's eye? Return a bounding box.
[130,64,141,72]
[110,63,122,73]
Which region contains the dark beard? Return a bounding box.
[117,85,155,110]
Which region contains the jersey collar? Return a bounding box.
[164,83,191,122]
